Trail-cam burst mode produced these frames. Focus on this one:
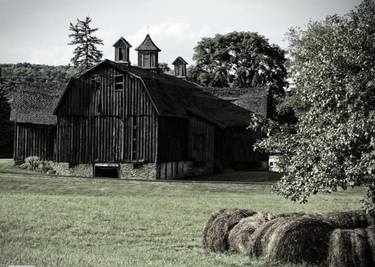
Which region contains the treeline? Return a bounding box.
[0,63,76,94]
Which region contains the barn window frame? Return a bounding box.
[114,73,124,91]
[91,74,101,91]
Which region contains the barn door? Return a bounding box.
[124,116,137,161]
[131,116,138,161]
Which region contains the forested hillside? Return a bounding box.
[0,63,76,93]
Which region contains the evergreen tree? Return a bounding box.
[68,17,103,71]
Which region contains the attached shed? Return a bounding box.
[10,83,64,163]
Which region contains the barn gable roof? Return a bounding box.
[53,59,252,128]
[10,82,65,125]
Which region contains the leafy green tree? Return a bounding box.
[158,63,171,74]
[188,32,287,95]
[68,17,103,71]
[251,0,375,212]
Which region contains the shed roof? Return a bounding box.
[10,82,64,125]
[135,34,161,52]
[201,86,270,117]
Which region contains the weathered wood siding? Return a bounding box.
[14,123,55,162]
[222,126,265,163]
[188,116,214,164]
[56,65,158,164]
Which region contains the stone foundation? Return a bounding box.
[51,161,214,180]
[52,162,93,177]
[119,163,157,180]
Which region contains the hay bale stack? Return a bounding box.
[250,216,335,265]
[228,212,275,255]
[325,210,375,229]
[202,208,256,252]
[328,228,374,267]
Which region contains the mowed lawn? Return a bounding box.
[0,160,366,267]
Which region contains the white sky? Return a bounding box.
[0,0,361,67]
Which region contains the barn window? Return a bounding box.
[118,48,124,61]
[150,54,156,67]
[143,54,151,68]
[114,74,124,90]
[91,74,101,90]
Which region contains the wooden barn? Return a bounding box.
[11,35,266,179]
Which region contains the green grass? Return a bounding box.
[0,159,366,267]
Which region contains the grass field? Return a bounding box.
[0,159,366,267]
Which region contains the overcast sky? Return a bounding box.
[0,0,362,67]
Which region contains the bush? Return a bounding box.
[19,156,56,174]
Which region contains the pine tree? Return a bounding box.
[68,17,103,71]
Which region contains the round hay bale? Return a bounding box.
[250,216,335,265]
[268,216,335,264]
[228,212,275,255]
[249,217,290,257]
[327,228,373,267]
[202,208,256,252]
[325,210,375,229]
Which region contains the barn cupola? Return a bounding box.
[135,34,161,71]
[172,57,188,78]
[113,37,132,65]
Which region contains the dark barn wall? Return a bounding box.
[188,116,214,166]
[14,123,55,163]
[221,126,266,167]
[56,66,158,164]
[157,116,188,162]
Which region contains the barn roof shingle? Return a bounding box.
[113,36,132,47]
[10,82,64,125]
[135,34,161,52]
